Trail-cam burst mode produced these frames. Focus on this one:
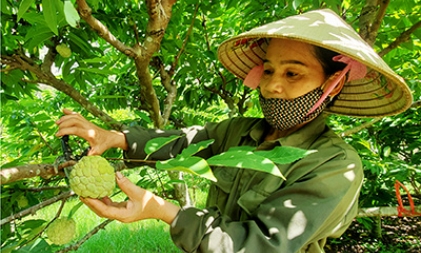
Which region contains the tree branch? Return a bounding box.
[366,0,389,45]
[0,191,75,226]
[357,205,421,217]
[134,61,164,128]
[134,0,177,128]
[0,54,122,130]
[358,0,379,45]
[154,57,176,126]
[1,164,62,185]
[0,159,132,185]
[75,0,160,128]
[23,186,69,192]
[76,0,140,58]
[340,118,382,137]
[159,1,199,126]
[74,0,177,129]
[379,19,421,57]
[412,99,421,108]
[169,1,199,77]
[41,45,58,74]
[340,100,421,137]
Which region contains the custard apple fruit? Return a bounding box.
[69,156,115,198]
[56,44,72,58]
[46,217,76,245]
[17,195,29,208]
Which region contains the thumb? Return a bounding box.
[62,108,76,115]
[87,147,102,156]
[115,171,145,200]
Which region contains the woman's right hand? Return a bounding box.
[55,108,127,155]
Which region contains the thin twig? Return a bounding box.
[76,0,139,58]
[0,191,75,226]
[340,118,382,137]
[27,118,55,152]
[357,205,421,217]
[379,19,421,57]
[366,0,389,45]
[23,186,69,192]
[169,1,199,76]
[409,176,421,197]
[1,53,122,130]
[358,0,378,45]
[340,100,421,137]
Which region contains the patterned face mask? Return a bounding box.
[259,87,329,131]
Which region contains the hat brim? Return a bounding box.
[217,9,413,117]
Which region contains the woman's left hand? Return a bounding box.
[81,172,180,224]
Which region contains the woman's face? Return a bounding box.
[259,38,326,99]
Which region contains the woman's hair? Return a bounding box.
[313,46,347,76]
[312,46,347,107]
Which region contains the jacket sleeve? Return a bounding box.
[169,147,363,253]
[122,118,245,167]
[122,125,211,167]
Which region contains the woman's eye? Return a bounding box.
[263,69,273,75]
[286,71,298,77]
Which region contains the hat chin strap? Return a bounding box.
[243,65,264,89]
[306,55,367,116]
[306,65,349,116]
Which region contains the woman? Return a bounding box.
[56,9,412,253]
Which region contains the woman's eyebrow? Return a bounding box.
[263,59,308,66]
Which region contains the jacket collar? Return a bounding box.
[248,115,327,149]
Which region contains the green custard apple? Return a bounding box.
[69,156,115,198]
[46,217,76,245]
[55,44,72,58]
[17,195,29,208]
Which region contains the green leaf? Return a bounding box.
[42,0,58,35]
[180,139,214,157]
[18,219,47,237]
[17,0,35,21]
[134,111,152,123]
[1,0,13,14]
[292,0,305,10]
[25,32,53,52]
[254,146,317,165]
[15,238,53,253]
[157,156,217,182]
[144,135,181,157]
[86,0,99,11]
[62,59,75,79]
[64,0,80,28]
[68,201,83,219]
[67,32,93,56]
[207,148,286,179]
[21,12,48,25]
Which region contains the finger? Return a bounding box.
[56,113,84,126]
[80,197,110,218]
[101,197,127,208]
[55,126,83,138]
[63,108,78,115]
[101,196,113,205]
[81,197,123,220]
[87,147,101,156]
[115,172,145,201]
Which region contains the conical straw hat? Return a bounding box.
[217,9,413,117]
